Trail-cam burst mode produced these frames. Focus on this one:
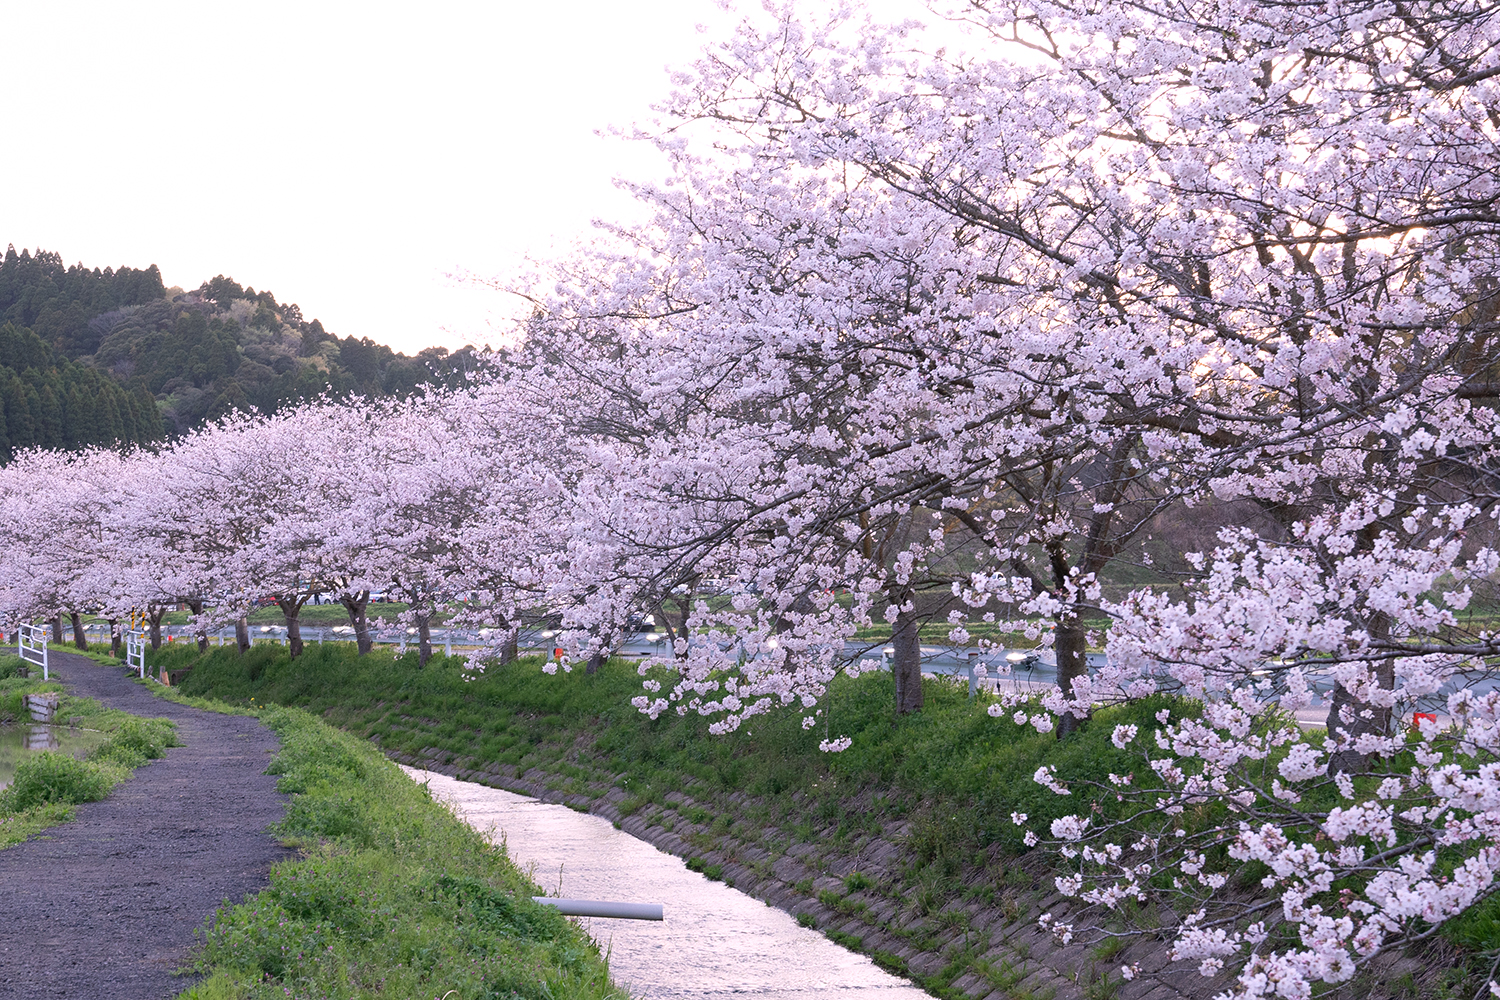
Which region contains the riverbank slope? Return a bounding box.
[154,642,1474,1000]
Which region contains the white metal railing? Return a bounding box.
[18,622,48,680]
[126,630,147,678]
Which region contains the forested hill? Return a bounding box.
[0,246,484,459]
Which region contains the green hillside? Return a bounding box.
[0,246,483,457]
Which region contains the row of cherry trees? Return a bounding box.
[1,0,1499,993]
[0,386,569,666]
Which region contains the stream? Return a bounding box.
[403,767,931,1000]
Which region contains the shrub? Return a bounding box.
[0,655,30,680]
[3,752,113,810]
[89,717,178,767]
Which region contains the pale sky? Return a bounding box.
[0,1,948,357]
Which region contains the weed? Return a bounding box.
[843,871,873,892]
[980,957,1029,991]
[818,888,868,917]
[686,857,724,881]
[797,912,818,929]
[871,950,910,978]
[936,907,969,931]
[1079,963,1121,1000]
[827,929,864,951]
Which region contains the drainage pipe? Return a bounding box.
[533,898,664,920]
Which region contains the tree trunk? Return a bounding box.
[660,576,700,662]
[498,624,519,665]
[186,599,209,652]
[277,597,305,658]
[416,608,432,667]
[1054,619,1089,738]
[149,608,164,650]
[586,650,605,675]
[891,600,923,715]
[109,618,121,658]
[235,617,250,654]
[70,612,87,650]
[340,591,373,654]
[51,615,64,644]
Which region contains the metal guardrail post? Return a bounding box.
[18,622,48,680]
[126,630,147,678]
[531,898,664,920]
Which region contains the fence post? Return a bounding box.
[126,630,147,678]
[18,623,48,680]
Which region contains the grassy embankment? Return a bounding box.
[151,642,1146,997]
[145,640,1487,1000]
[176,704,620,1000]
[0,653,179,847]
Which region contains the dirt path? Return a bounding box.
[0,650,292,999]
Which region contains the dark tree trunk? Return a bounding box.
[70,612,87,650]
[1054,620,1089,738]
[659,576,699,662]
[416,608,433,667]
[148,608,165,650]
[891,599,923,715]
[277,597,305,658]
[235,617,250,654]
[340,591,373,654]
[498,625,519,665]
[586,650,605,675]
[186,599,209,652]
[109,618,121,658]
[51,615,64,644]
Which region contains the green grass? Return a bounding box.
[0,672,180,848]
[148,640,1175,855]
[147,640,1493,996]
[177,706,619,1000]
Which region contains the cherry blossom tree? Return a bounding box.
[496,0,1500,993]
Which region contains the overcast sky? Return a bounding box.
[5,1,921,355]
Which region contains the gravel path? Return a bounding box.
[0,650,292,999]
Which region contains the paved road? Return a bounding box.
[0,650,291,999]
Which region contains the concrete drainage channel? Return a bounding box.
[405,767,930,1000]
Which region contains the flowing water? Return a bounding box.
[403,767,930,1000]
[0,724,106,790]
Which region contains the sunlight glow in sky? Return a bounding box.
[1,1,746,354]
[3,1,959,356]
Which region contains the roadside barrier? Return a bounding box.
[18,622,48,680]
[126,630,147,678]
